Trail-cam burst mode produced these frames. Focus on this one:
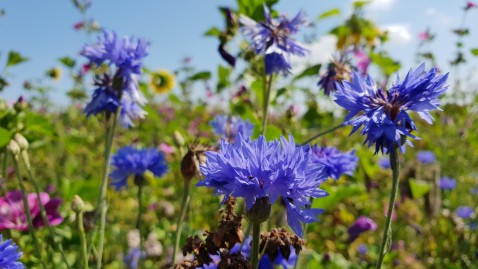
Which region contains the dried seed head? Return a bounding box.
[181,141,209,181]
[259,227,306,261]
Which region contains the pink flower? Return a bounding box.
[159,143,175,155]
[73,21,85,30]
[466,1,477,10]
[0,191,63,231]
[353,49,370,75]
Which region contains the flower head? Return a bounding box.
[0,235,25,269]
[81,31,150,128]
[239,5,309,75]
[210,115,255,140]
[456,206,474,219]
[110,146,168,190]
[416,150,436,164]
[150,69,175,94]
[465,1,477,10]
[378,157,391,169]
[347,216,377,243]
[310,145,358,180]
[334,64,448,154]
[124,248,145,269]
[0,191,63,231]
[318,55,352,95]
[197,134,328,236]
[439,177,456,190]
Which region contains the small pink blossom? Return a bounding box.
[353,49,370,75]
[73,21,85,30]
[466,1,477,10]
[159,143,175,155]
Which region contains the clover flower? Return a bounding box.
[0,191,63,231]
[334,64,448,154]
[310,145,358,180]
[347,216,377,243]
[239,4,308,75]
[110,146,168,190]
[416,150,436,164]
[0,235,25,269]
[210,114,255,140]
[439,176,456,190]
[198,134,328,236]
[81,31,150,128]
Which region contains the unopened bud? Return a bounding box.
[180,142,209,181]
[71,195,85,213]
[7,140,20,155]
[173,131,185,147]
[246,197,272,224]
[14,133,29,150]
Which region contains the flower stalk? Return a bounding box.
[172,179,191,264]
[72,195,89,269]
[376,147,400,268]
[261,74,273,135]
[251,223,261,269]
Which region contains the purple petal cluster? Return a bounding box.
[439,177,456,190]
[239,5,308,75]
[456,206,474,219]
[0,191,63,231]
[334,64,448,154]
[416,150,436,164]
[124,248,145,269]
[110,146,168,190]
[310,145,358,180]
[210,114,255,140]
[347,216,377,243]
[378,157,391,169]
[198,134,328,236]
[81,31,150,128]
[0,235,25,269]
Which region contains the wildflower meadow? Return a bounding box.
[1,0,478,268]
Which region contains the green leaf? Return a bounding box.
[470,48,478,56]
[58,57,76,68]
[370,52,401,76]
[409,179,431,199]
[217,65,231,92]
[6,51,28,67]
[293,64,321,81]
[188,71,211,81]
[25,113,55,137]
[0,127,12,147]
[353,0,370,9]
[312,184,365,210]
[264,125,282,140]
[318,8,340,20]
[204,27,222,37]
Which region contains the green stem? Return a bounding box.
[376,147,400,269]
[77,210,89,269]
[136,183,144,249]
[21,151,71,269]
[251,223,261,269]
[300,124,344,146]
[172,180,191,264]
[11,154,48,269]
[1,148,7,194]
[96,111,120,269]
[261,74,273,135]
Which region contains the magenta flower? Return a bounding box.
[353,49,370,75]
[347,216,377,242]
[0,191,63,231]
[159,143,175,155]
[466,1,477,10]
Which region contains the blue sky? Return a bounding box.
[1,0,477,104]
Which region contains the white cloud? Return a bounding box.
[381,24,411,45]
[290,35,337,74]
[368,0,396,11]
[425,7,437,16]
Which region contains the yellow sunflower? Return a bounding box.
[46,67,62,81]
[150,69,175,94]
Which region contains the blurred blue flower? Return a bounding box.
[378,157,391,169]
[210,115,255,140]
[456,206,474,219]
[416,150,436,164]
[439,177,456,190]
[347,216,377,243]
[124,248,145,269]
[357,244,368,255]
[110,146,168,190]
[81,31,150,128]
[258,246,297,269]
[310,145,358,180]
[334,64,448,154]
[0,235,25,269]
[198,134,328,236]
[239,5,308,75]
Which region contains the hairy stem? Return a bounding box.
[251,223,261,269]
[376,147,400,268]
[172,180,191,264]
[21,150,71,269]
[77,210,89,269]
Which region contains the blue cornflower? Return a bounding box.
[81,31,150,128]
[0,235,25,269]
[197,134,328,237]
[378,157,391,169]
[416,150,436,164]
[110,146,168,190]
[258,246,297,269]
[239,5,309,75]
[334,64,448,154]
[210,114,255,140]
[124,248,145,269]
[456,206,474,219]
[310,145,358,180]
[439,177,456,190]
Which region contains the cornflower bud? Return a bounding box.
[7,140,20,155]
[71,195,86,213]
[14,133,29,150]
